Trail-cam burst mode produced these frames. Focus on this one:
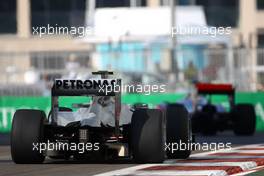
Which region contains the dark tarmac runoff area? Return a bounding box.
[0,132,264,176]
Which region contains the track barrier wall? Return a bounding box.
[1,93,264,133]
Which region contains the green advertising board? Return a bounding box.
[1,92,264,133]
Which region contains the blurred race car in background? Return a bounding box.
[188,83,256,136]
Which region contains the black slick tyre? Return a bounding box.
[11,109,46,164]
[232,104,256,136]
[166,104,191,159]
[131,109,165,163]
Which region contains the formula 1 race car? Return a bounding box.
[191,83,256,136]
[11,71,192,164]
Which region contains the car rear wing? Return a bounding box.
[51,79,121,96]
[195,83,235,95]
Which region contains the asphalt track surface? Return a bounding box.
[1,132,264,176]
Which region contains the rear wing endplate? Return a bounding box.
[195,83,235,95]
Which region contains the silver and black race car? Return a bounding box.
[11,71,192,164]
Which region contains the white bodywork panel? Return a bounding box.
[57,97,133,127]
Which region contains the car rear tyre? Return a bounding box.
[232,104,256,136]
[131,109,165,163]
[201,105,217,136]
[166,104,191,159]
[11,109,46,164]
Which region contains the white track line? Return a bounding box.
[231,165,264,175]
[94,144,264,176]
[129,170,228,176]
[164,161,257,171]
[0,155,11,159]
[94,164,161,176]
[189,155,264,159]
[228,150,264,153]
